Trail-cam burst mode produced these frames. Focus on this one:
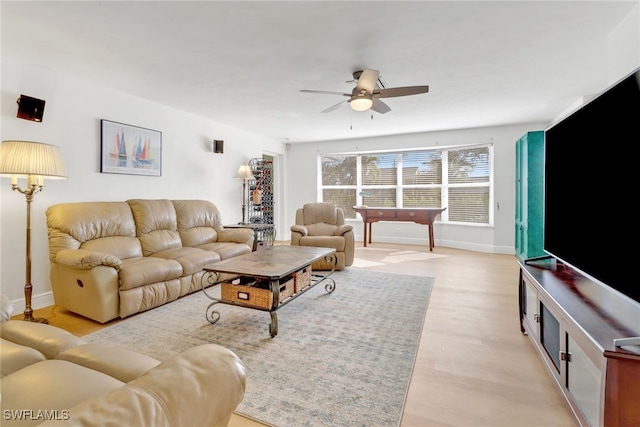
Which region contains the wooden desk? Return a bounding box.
[353,207,446,251]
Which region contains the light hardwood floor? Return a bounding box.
[25,243,577,427]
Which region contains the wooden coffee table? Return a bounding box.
[201,245,337,336]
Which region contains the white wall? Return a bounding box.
[283,124,547,254]
[2,3,638,311]
[282,2,640,254]
[0,57,284,310]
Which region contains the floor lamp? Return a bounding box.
[234,163,255,225]
[0,140,67,323]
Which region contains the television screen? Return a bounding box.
[544,67,640,304]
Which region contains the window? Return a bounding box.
[319,145,492,225]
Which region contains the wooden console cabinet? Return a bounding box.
[519,259,640,427]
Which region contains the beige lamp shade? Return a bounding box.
[234,163,255,180]
[0,140,67,179]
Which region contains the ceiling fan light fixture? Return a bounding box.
[350,95,373,111]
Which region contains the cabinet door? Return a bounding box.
[566,333,602,427]
[515,136,527,259]
[521,273,540,339]
[514,131,544,260]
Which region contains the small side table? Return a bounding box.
[224,223,276,251]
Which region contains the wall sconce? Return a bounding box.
[17,95,46,122]
[213,139,224,153]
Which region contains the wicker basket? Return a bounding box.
[293,266,312,292]
[279,278,295,301]
[221,280,273,309]
[221,277,295,309]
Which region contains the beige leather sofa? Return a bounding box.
[46,199,254,323]
[290,202,354,270]
[0,319,246,427]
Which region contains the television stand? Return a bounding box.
[518,260,640,427]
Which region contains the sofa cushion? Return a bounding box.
[118,257,183,291]
[298,235,346,252]
[0,360,125,427]
[128,199,182,256]
[46,202,140,262]
[197,241,251,260]
[0,321,85,359]
[173,199,223,246]
[303,202,339,225]
[57,344,160,383]
[0,338,46,377]
[151,246,220,276]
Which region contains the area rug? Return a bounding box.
[83,269,434,427]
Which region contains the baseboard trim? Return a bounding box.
[9,291,55,314]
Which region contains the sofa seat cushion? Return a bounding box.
[57,344,160,383]
[0,338,46,377]
[298,235,346,252]
[197,242,252,260]
[118,257,183,291]
[1,360,125,427]
[151,247,220,276]
[0,321,85,359]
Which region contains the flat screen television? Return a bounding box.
[544,66,640,305]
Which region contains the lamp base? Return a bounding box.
[23,312,49,324]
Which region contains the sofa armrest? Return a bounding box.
[40,344,246,427]
[335,224,353,236]
[217,228,254,245]
[55,249,122,271]
[290,224,308,236]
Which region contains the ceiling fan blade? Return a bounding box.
[371,98,391,114]
[356,68,380,93]
[321,100,348,113]
[300,89,350,96]
[374,85,429,98]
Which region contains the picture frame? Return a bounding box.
[100,119,162,176]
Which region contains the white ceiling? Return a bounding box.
[1,1,637,143]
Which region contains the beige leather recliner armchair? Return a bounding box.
[290,202,354,271]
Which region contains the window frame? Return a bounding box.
[318,144,494,226]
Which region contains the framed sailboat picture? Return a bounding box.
[100,119,162,176]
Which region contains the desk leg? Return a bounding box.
[363,222,368,247]
[428,224,434,251]
[368,223,372,245]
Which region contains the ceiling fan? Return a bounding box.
[300,68,429,114]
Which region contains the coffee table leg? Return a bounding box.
[206,302,221,324]
[269,312,278,337]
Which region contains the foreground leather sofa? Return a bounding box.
[46,199,253,323]
[0,319,246,427]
